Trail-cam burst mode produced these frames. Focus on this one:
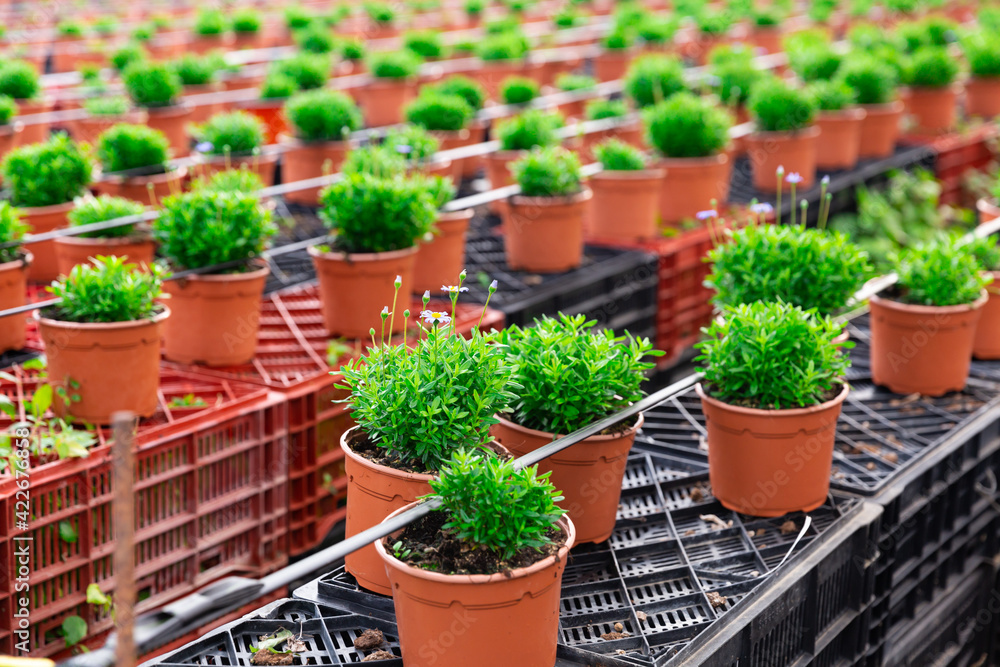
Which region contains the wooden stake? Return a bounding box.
[112,411,136,667]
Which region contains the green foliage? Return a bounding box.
[839,55,898,105]
[637,14,678,44]
[0,202,27,264]
[0,95,17,125]
[365,1,396,23]
[383,124,440,163]
[271,53,329,90]
[696,12,733,35]
[110,43,147,72]
[512,146,582,197]
[968,235,1000,272]
[427,451,565,559]
[57,20,85,37]
[893,236,989,306]
[406,92,474,132]
[466,0,486,14]
[753,6,784,25]
[341,145,407,178]
[0,60,40,100]
[896,16,957,51]
[123,61,181,107]
[193,111,265,156]
[368,50,422,79]
[295,23,336,54]
[68,196,146,239]
[810,80,856,111]
[708,223,873,315]
[61,616,88,648]
[594,138,646,171]
[500,76,539,105]
[1,135,92,208]
[496,109,562,151]
[713,57,764,107]
[556,73,597,92]
[259,72,297,99]
[602,28,634,50]
[194,8,226,36]
[427,75,486,111]
[500,313,659,433]
[748,77,817,132]
[195,167,266,194]
[171,53,218,86]
[97,123,170,173]
[963,32,1000,78]
[339,37,365,61]
[624,54,686,108]
[155,190,276,270]
[318,173,437,253]
[232,8,262,33]
[644,92,731,158]
[789,44,843,81]
[83,96,131,117]
[404,30,446,58]
[696,301,849,410]
[476,32,530,61]
[585,98,628,120]
[46,256,165,324]
[284,4,314,30]
[902,47,959,88]
[286,89,362,141]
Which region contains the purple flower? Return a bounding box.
[420,310,451,325]
[395,144,413,154]
[750,202,773,214]
[195,141,214,153]
[785,172,803,184]
[821,175,830,186]
[696,209,717,220]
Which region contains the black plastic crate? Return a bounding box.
[294,449,875,667]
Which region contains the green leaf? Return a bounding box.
[86,583,111,607]
[58,520,78,544]
[62,615,87,647]
[31,384,52,418]
[22,358,46,371]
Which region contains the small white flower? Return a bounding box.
[750,202,773,214]
[441,285,469,293]
[421,310,452,325]
[785,172,803,184]
[822,175,830,186]
[696,209,717,220]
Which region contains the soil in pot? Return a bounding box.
[0,252,31,353]
[161,261,269,366]
[279,136,353,205]
[38,307,168,424]
[974,276,1000,359]
[698,383,849,517]
[965,77,1000,118]
[506,189,592,273]
[745,126,820,192]
[656,154,732,226]
[491,414,642,544]
[92,166,188,207]
[22,201,74,283]
[412,210,472,294]
[54,235,156,277]
[588,169,664,240]
[869,289,987,396]
[857,101,904,158]
[903,86,958,133]
[815,108,866,170]
[145,104,194,157]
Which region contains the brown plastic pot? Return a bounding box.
[195,151,279,186]
[869,290,987,396]
[474,60,544,101]
[903,85,958,133]
[309,245,418,339]
[857,101,904,159]
[375,504,575,667]
[0,122,22,163]
[54,235,156,277]
[506,189,592,273]
[279,136,353,205]
[965,77,1000,118]
[458,120,487,178]
[570,120,644,164]
[355,78,418,127]
[697,383,848,517]
[160,261,269,366]
[22,201,74,283]
[92,167,188,206]
[750,26,783,54]
[0,253,31,353]
[71,111,147,144]
[236,99,288,144]
[815,107,866,170]
[491,414,641,544]
[145,104,193,157]
[588,168,664,240]
[974,273,1000,359]
[431,129,471,183]
[412,210,472,294]
[38,308,169,424]
[183,83,226,124]
[15,98,52,146]
[484,149,524,216]
[655,153,732,225]
[594,49,636,82]
[745,125,820,192]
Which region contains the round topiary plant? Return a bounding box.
[1,135,93,208]
[496,110,563,151]
[839,56,898,105]
[171,53,219,87]
[404,30,446,59]
[405,92,474,132]
[193,111,266,156]
[383,124,441,165]
[271,53,330,91]
[810,80,856,111]
[68,195,146,238]
[963,32,1000,79]
[594,138,647,171]
[0,95,18,126]
[368,50,423,80]
[0,60,40,101]
[123,61,182,108]
[97,123,171,174]
[0,201,27,264]
[511,146,583,197]
[624,54,686,108]
[427,75,487,111]
[585,98,629,121]
[644,92,731,158]
[901,46,959,88]
[748,77,817,132]
[285,89,363,141]
[500,76,539,105]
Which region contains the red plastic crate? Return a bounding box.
[0,366,289,658]
[902,124,999,206]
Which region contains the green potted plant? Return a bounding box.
[900,47,960,133]
[0,202,31,353]
[788,41,843,83]
[568,97,643,161]
[870,236,989,395]
[595,28,638,83]
[712,50,763,132]
[295,23,336,55]
[39,256,169,424]
[0,60,49,146]
[405,92,475,181]
[153,189,276,365]
[493,313,659,543]
[383,123,451,178]
[55,195,153,276]
[191,7,231,53]
[231,7,264,50]
[962,32,1000,117]
[109,42,148,74]
[0,95,22,161]
[281,89,363,205]
[341,276,518,594]
[810,80,866,170]
[0,135,93,282]
[93,123,185,205]
[364,1,399,37]
[554,74,597,120]
[968,236,1000,359]
[171,53,225,125]
[587,139,663,240]
[644,92,732,225]
[487,109,563,215]
[192,110,276,185]
[374,452,573,664]
[475,31,538,100]
[336,38,366,76]
[840,55,903,158]
[499,75,539,107]
[423,76,488,178]
[623,54,687,109]
[695,301,850,516]
[311,172,437,338]
[411,176,470,293]
[693,12,733,64]
[76,96,144,143]
[465,0,485,26]
[122,60,191,157]
[747,77,819,192]
[403,30,447,60]
[507,146,591,272]
[750,6,785,53]
[52,20,87,74]
[358,50,422,127]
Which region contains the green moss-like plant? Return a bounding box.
[901,47,959,88]
[511,146,583,197]
[406,93,474,132]
[496,110,563,151]
[0,61,40,100]
[368,50,423,80]
[123,61,181,108]
[500,76,539,105]
[426,75,486,111]
[68,195,146,239]
[0,202,28,264]
[594,139,646,171]
[285,89,362,141]
[748,77,817,132]
[624,54,686,108]
[839,55,898,105]
[97,123,170,174]
[644,92,731,158]
[1,135,93,208]
[193,111,265,156]
[810,80,856,111]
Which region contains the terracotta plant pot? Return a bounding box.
[815,107,866,170]
[236,99,288,144]
[22,201,74,283]
[974,273,1000,359]
[412,209,473,294]
[0,253,31,353]
[978,197,1000,225]
[232,31,264,50]
[594,49,635,82]
[750,26,783,54]
[0,122,22,163]
[375,504,575,667]
[903,85,959,133]
[161,261,269,366]
[571,119,645,164]
[506,189,592,273]
[72,111,147,144]
[745,125,820,192]
[475,60,543,100]
[491,414,642,544]
[458,120,488,178]
[869,290,987,396]
[309,245,417,339]
[342,426,434,595]
[857,101,904,158]
[279,136,353,205]
[656,153,733,225]
[54,235,156,277]
[92,167,188,207]
[38,308,169,424]
[183,83,225,124]
[431,129,472,183]
[484,149,524,216]
[355,78,418,127]
[15,98,52,146]
[195,151,279,186]
[965,77,1000,118]
[697,383,849,517]
[145,104,194,157]
[588,168,664,240]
